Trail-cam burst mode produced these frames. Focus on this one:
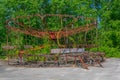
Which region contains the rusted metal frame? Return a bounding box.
[78,55,88,69]
[61,18,78,30]
[6,14,96,40]
[68,54,79,66]
[43,14,77,39]
[92,55,103,67]
[88,52,104,67]
[5,13,99,68]
[7,53,18,65]
[7,54,10,65]
[59,23,96,38]
[6,14,95,29]
[6,26,48,38]
[50,53,60,66]
[7,52,104,68]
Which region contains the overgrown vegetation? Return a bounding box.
[0,0,120,58]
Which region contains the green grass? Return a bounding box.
[90,46,120,58]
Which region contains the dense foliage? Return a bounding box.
[0,0,120,58]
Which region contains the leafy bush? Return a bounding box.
[90,46,120,58]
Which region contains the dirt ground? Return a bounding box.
[0,58,120,80]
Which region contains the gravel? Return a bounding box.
[0,58,120,80]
